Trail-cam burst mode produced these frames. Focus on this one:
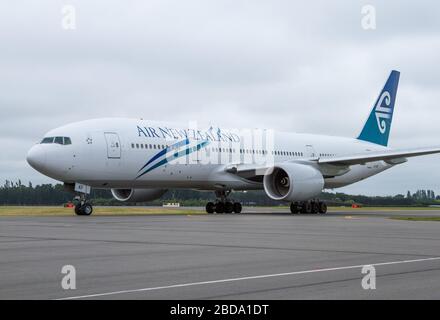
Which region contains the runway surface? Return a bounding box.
[1,209,440,299]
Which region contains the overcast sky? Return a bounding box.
[1,0,440,196]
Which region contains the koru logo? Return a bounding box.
[375,91,392,134]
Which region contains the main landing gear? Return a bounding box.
[290,200,327,214]
[206,190,243,214]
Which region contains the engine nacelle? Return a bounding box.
[111,188,167,202]
[263,163,324,202]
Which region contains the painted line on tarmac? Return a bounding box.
[57,256,440,300]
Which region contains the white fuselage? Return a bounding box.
[27,118,394,191]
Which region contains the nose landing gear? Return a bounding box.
[206,190,243,214]
[290,200,327,214]
[67,183,94,216]
[74,194,93,216]
[74,201,93,216]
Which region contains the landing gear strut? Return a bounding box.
[290,200,327,214]
[206,190,242,214]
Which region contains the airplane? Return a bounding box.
[26,70,440,215]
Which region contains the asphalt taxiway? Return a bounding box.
[0,209,439,299]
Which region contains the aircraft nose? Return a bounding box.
[26,145,46,172]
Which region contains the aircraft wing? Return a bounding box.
[225,146,440,180]
[318,146,440,166]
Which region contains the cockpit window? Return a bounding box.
[41,137,54,144]
[40,136,72,145]
[54,137,64,145]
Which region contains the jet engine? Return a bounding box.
[111,188,167,202]
[263,163,324,202]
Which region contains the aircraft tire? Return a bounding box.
[74,204,83,215]
[233,202,242,213]
[224,201,234,214]
[75,203,93,216]
[290,202,299,214]
[206,202,215,214]
[301,201,312,214]
[82,203,93,216]
[311,201,319,214]
[215,202,225,214]
[318,202,327,214]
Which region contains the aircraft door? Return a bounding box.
[104,132,121,159]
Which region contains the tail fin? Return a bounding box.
[357,70,400,146]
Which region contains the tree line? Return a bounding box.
[1,180,439,206]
